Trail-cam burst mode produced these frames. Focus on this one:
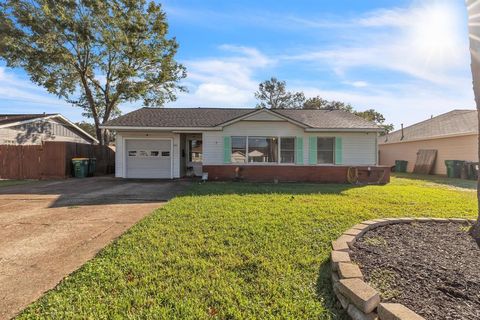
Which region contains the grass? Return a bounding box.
[0,180,33,187]
[18,174,477,319]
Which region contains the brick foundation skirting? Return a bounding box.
[203,165,390,184]
[331,218,475,320]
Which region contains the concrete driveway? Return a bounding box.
[0,177,189,320]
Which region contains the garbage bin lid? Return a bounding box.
[72,157,89,160]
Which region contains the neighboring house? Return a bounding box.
[0,113,98,145]
[102,107,389,183]
[378,109,478,175]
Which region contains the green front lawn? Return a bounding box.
[19,174,477,319]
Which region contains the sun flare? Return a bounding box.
[408,2,464,66]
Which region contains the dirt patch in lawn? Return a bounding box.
[350,222,480,320]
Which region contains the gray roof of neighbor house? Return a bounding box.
[0,113,98,143]
[0,114,56,126]
[381,109,478,144]
[102,107,381,130]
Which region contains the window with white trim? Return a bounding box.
[317,137,335,164]
[280,137,295,163]
[231,136,247,163]
[230,136,297,164]
[248,137,278,163]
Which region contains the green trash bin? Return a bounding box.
[445,160,455,178]
[88,158,96,177]
[72,158,89,178]
[395,160,408,173]
[454,160,465,178]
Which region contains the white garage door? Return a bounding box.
[126,139,172,178]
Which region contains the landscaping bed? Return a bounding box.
[351,221,480,320]
[16,175,477,319]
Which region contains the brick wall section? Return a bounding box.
[203,165,390,184]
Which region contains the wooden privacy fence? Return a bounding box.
[0,141,115,179]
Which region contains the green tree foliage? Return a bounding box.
[255,78,394,134]
[0,0,186,144]
[303,96,353,112]
[354,109,394,135]
[255,77,305,109]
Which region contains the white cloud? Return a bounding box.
[290,2,468,85]
[169,45,274,107]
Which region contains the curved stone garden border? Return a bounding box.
[330,217,475,320]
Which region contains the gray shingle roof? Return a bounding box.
[0,114,56,126]
[381,109,478,144]
[103,107,380,130]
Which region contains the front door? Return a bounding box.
[186,137,203,176]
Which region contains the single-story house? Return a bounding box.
[0,113,98,145]
[101,107,390,183]
[378,109,478,175]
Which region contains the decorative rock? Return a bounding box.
[344,228,365,237]
[331,251,351,271]
[361,220,379,226]
[338,262,363,279]
[415,217,432,222]
[378,303,425,320]
[352,223,371,231]
[332,240,349,252]
[371,218,390,226]
[333,284,350,309]
[331,271,339,284]
[348,304,379,320]
[337,234,356,247]
[337,279,380,313]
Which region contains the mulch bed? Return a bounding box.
[350,222,480,320]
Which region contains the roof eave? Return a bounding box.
[100,125,223,131]
[305,127,382,132]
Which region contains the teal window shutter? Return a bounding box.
[335,137,343,165]
[308,137,317,164]
[223,136,231,164]
[295,137,303,164]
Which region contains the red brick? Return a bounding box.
[203,165,390,184]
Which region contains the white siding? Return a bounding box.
[203,120,377,165]
[115,131,180,178]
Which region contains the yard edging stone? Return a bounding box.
[329,218,474,319]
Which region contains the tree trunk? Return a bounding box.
[467,3,480,243]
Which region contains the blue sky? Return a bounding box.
[0,0,473,129]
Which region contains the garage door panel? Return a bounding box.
[126,139,172,179]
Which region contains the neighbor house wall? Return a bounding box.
[203,120,377,165]
[115,131,181,178]
[378,134,477,175]
[0,118,91,145]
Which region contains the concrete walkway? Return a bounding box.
[0,177,189,319]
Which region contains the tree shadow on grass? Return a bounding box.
[316,259,349,320]
[184,181,368,197]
